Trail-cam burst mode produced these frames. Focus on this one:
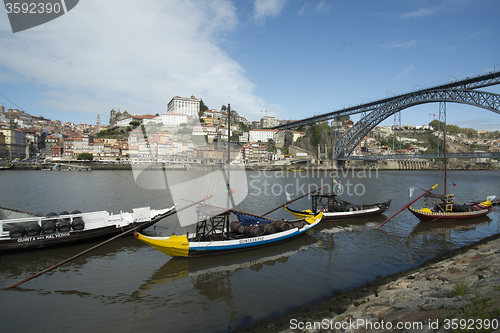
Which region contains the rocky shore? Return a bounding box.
[239,233,500,332]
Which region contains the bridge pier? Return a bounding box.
[335,160,346,169]
[396,160,428,170]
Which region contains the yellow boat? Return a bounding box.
[135,211,323,257]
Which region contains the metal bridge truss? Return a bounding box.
[271,70,500,161]
[347,152,500,161]
[273,71,500,131]
[335,88,500,160]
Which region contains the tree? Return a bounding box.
[77,153,93,161]
[129,120,140,128]
[199,99,209,117]
[307,123,330,146]
[200,99,209,112]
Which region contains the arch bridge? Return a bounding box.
[273,70,500,160]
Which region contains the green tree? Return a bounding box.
[129,120,140,128]
[307,123,330,146]
[77,153,93,161]
[199,99,209,117]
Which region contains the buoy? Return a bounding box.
[71,217,85,231]
[9,225,25,238]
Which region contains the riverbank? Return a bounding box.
[2,160,499,171]
[239,233,500,333]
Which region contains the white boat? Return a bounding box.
[0,205,175,253]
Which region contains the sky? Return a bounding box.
[0,0,499,131]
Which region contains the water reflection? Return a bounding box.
[137,234,318,294]
[409,216,493,238]
[0,238,143,284]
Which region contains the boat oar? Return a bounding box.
[261,185,327,217]
[374,184,438,230]
[2,196,213,290]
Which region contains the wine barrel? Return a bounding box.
[245,226,263,237]
[25,223,41,236]
[272,220,290,232]
[71,217,85,231]
[230,221,245,233]
[259,223,276,235]
[9,225,25,238]
[58,219,71,232]
[41,220,56,234]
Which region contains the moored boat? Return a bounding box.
[134,205,323,257]
[408,193,493,222]
[0,205,175,253]
[284,191,390,221]
[406,102,493,222]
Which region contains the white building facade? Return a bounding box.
[167,95,200,118]
[160,113,188,126]
[248,129,278,143]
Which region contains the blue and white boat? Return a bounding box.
[134,207,323,257]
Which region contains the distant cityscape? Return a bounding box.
[0,94,499,165]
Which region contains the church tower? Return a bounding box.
[97,114,101,132]
[110,109,116,126]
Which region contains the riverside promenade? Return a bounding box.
[241,233,500,333]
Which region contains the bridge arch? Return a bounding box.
[335,89,500,160]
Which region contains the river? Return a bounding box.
[0,169,499,332]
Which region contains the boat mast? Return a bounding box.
[225,104,235,237]
[331,118,340,194]
[227,103,231,205]
[440,102,447,196]
[331,120,334,193]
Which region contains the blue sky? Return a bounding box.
[0,0,499,130]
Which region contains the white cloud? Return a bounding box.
[253,0,287,23]
[381,39,428,49]
[399,7,436,19]
[315,0,330,13]
[394,65,414,81]
[0,0,268,122]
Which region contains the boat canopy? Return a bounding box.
[233,211,273,226]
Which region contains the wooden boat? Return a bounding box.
[0,205,175,253]
[134,205,323,257]
[406,103,493,222]
[284,191,390,221]
[408,193,493,222]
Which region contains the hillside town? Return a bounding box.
[0,95,499,167]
